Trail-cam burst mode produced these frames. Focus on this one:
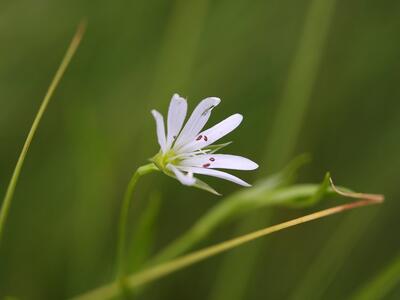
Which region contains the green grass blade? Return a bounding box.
[284,172,330,208]
[148,0,210,101]
[289,182,385,300]
[264,0,337,171]
[211,0,338,297]
[351,252,400,300]
[72,194,381,300]
[0,22,86,245]
[149,160,314,265]
[289,213,375,300]
[128,192,162,272]
[209,173,330,300]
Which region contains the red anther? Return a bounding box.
[196,135,203,141]
[203,135,208,141]
[209,157,215,162]
[202,163,211,168]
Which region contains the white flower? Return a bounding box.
[151,93,258,195]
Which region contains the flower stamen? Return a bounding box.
[151,94,257,192]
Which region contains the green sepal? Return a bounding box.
[204,141,233,154]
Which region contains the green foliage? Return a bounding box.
[204,142,233,154]
[351,253,400,300]
[283,172,330,208]
[150,157,330,265]
[128,192,162,273]
[0,23,85,245]
[0,0,398,299]
[73,178,380,300]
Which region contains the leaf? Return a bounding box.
[351,252,400,300]
[73,192,382,300]
[224,153,311,205]
[193,178,221,196]
[0,22,86,244]
[150,167,331,265]
[283,172,330,208]
[204,141,233,154]
[127,192,162,273]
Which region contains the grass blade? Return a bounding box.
[351,252,400,300]
[71,181,383,300]
[150,162,320,266]
[289,213,375,300]
[212,0,338,296]
[128,192,162,272]
[0,21,86,244]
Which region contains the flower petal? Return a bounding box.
[151,110,167,152]
[178,166,251,187]
[167,94,187,149]
[180,154,258,170]
[174,97,221,150]
[179,114,243,153]
[167,164,196,186]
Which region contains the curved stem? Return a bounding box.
[115,163,158,293]
[351,252,400,300]
[72,196,382,300]
[0,21,86,246]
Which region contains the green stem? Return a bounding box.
[351,252,400,300]
[0,22,86,246]
[210,0,337,298]
[150,183,327,266]
[115,163,158,293]
[72,196,381,300]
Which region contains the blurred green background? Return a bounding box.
[1,0,400,299]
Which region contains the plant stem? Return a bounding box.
[0,21,86,246]
[115,163,158,294]
[72,195,382,300]
[150,181,330,266]
[211,0,338,297]
[351,252,400,300]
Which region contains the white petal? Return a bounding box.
[179,114,243,153]
[167,94,187,149]
[167,164,196,186]
[151,110,167,152]
[174,97,221,149]
[180,154,258,170]
[178,166,251,187]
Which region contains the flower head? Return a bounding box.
[151,94,258,195]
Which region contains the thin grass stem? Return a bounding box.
[72,180,383,300]
[0,21,86,245]
[115,163,158,296]
[351,252,400,300]
[211,0,338,297]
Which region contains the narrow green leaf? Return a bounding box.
[150,179,334,265]
[72,195,381,300]
[0,22,86,245]
[204,141,233,154]
[351,252,400,300]
[148,156,314,265]
[284,172,330,208]
[128,192,162,273]
[193,178,221,196]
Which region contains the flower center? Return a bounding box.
[151,149,180,171]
